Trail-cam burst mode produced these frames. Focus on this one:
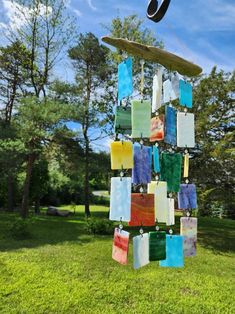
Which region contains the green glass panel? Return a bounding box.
[115,107,132,134]
[149,231,166,261]
[160,152,182,192]
[131,100,151,138]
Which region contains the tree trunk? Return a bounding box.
[21,153,36,218]
[7,175,14,212]
[84,139,90,217]
[34,198,40,215]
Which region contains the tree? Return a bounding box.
[16,96,71,217]
[0,0,75,216]
[191,68,235,217]
[0,122,26,210]
[0,41,31,122]
[0,41,32,211]
[52,32,113,217]
[6,0,75,98]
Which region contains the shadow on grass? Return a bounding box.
[0,210,111,252]
[0,211,234,254]
[197,217,235,254]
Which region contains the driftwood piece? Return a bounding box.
[102,36,202,77]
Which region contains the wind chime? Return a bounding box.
[102,14,202,270]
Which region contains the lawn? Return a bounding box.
[0,206,234,314]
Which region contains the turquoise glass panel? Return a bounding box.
[179,80,192,108]
[118,57,133,101]
[153,146,160,173]
[160,235,184,268]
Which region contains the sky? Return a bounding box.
[1,0,235,75]
[65,0,235,73]
[0,0,234,151]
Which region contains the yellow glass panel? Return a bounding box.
[110,141,133,170]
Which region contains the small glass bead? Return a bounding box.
[155,226,160,231]
[185,179,189,184]
[155,111,159,116]
[122,99,127,107]
[120,171,124,177]
[119,223,123,230]
[139,228,144,235]
[155,175,159,181]
[155,143,159,147]
[184,107,188,113]
[140,187,144,193]
[186,211,190,217]
[169,229,173,235]
[185,149,188,154]
[140,139,144,145]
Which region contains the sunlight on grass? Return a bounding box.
[0,208,234,314]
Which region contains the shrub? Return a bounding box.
[7,218,32,240]
[86,218,113,235]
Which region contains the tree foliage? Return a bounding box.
[7,0,75,97]
[0,41,31,122]
[191,68,235,217]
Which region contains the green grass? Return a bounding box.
[0,206,234,314]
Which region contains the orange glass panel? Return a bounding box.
[129,193,155,226]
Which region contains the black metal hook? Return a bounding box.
[147,0,171,23]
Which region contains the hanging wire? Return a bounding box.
[140,60,145,100]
